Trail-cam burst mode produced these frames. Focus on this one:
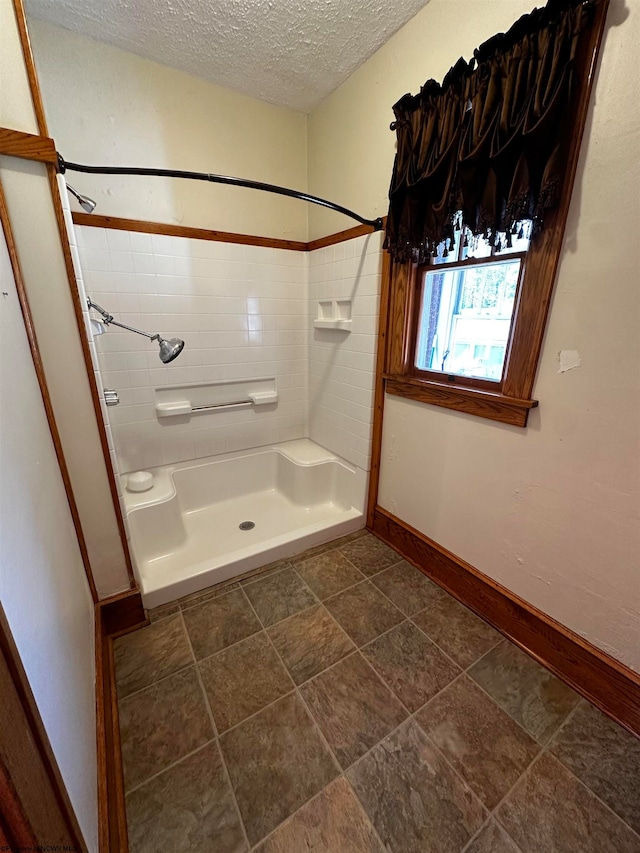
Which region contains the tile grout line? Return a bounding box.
[257,545,402,849]
[179,607,253,850]
[124,738,217,797]
[117,658,196,703]
[458,815,524,853]
[179,611,219,738]
[214,738,252,852]
[217,686,298,739]
[408,602,505,670]
[490,748,555,846]
[238,584,350,847]
[538,702,640,842]
[293,552,369,596]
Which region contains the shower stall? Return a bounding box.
[61,175,383,606]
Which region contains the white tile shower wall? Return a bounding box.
[308,232,383,470]
[76,225,309,473]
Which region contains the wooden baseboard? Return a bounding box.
[96,590,147,852]
[370,506,640,738]
[100,589,147,639]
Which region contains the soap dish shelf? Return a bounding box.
[315,298,352,332]
[313,319,352,330]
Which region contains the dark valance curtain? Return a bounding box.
[384,0,596,263]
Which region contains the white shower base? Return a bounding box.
[122,439,367,608]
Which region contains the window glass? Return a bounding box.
[415,258,522,381]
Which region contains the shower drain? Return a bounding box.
[239,521,255,531]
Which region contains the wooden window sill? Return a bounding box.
[384,375,538,427]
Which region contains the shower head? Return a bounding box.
[66,183,97,213]
[157,336,185,364]
[87,298,185,363]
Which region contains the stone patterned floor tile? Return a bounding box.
[467,641,580,743]
[119,667,214,791]
[295,550,365,599]
[176,581,239,609]
[114,613,193,699]
[300,652,407,768]
[413,595,502,669]
[182,588,261,660]
[466,820,521,853]
[238,560,293,586]
[220,692,339,846]
[198,632,293,732]
[243,566,317,627]
[325,581,404,646]
[268,604,355,685]
[496,752,640,853]
[146,602,180,624]
[416,675,540,808]
[362,621,459,711]
[289,529,368,567]
[549,701,640,834]
[125,743,246,853]
[254,777,384,853]
[336,534,401,576]
[347,719,486,853]
[371,560,448,616]
[118,533,637,853]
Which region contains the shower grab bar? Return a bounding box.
[192,400,252,411]
[156,390,277,418]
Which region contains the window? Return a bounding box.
[411,223,530,388]
[382,209,566,427]
[379,0,605,428]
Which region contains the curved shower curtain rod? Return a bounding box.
[57,155,384,231]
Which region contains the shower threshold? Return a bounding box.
[122,440,367,609]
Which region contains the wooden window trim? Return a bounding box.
[382,0,609,428]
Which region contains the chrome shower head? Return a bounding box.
[87,298,185,363]
[66,183,97,213]
[157,336,185,364]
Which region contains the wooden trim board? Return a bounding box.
[101,589,147,639]
[11,0,50,136]
[370,506,640,738]
[72,212,309,252]
[72,212,384,252]
[95,590,147,852]
[0,127,57,163]
[306,218,387,251]
[366,251,391,527]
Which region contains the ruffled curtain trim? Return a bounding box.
[384,0,596,263]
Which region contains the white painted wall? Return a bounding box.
[309,0,640,671]
[0,229,98,851]
[308,232,382,470]
[28,19,309,242]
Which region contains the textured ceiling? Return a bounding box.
[25,0,430,112]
